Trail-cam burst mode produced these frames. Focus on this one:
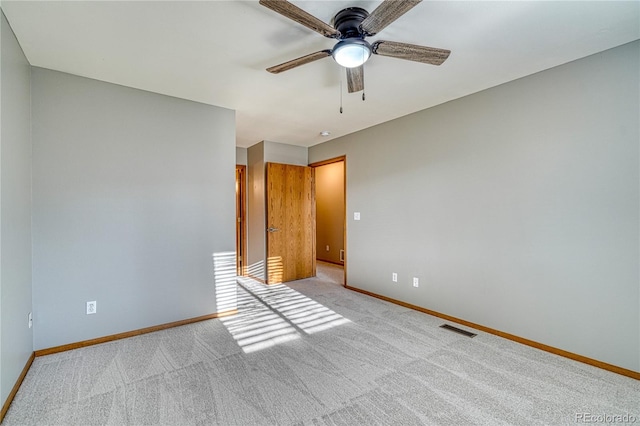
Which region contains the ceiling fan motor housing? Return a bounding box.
[332,7,369,39]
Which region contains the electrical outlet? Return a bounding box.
[354,212,361,221]
[413,277,419,288]
[28,312,33,329]
[86,301,97,315]
[392,273,398,282]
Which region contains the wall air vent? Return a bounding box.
[440,324,477,338]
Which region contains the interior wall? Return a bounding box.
[309,41,640,372]
[264,140,308,166]
[0,10,33,406]
[247,142,266,281]
[236,147,247,166]
[31,68,236,350]
[315,162,344,264]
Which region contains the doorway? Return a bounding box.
[235,165,247,276]
[310,156,346,286]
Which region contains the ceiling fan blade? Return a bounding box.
[360,0,422,36]
[266,50,332,74]
[346,66,364,93]
[259,0,340,38]
[372,40,450,65]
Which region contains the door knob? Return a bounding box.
[267,227,280,233]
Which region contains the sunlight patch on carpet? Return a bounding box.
[220,277,351,353]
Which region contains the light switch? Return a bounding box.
[354,212,361,220]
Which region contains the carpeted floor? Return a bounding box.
[4,262,639,425]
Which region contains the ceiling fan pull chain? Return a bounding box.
[340,73,344,114]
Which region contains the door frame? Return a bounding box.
[235,165,247,276]
[309,156,347,286]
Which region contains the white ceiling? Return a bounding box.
[2,1,638,148]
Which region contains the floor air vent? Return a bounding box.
[440,324,477,338]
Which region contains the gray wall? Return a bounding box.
[264,140,308,166]
[31,68,236,350]
[0,10,33,405]
[236,147,247,166]
[247,142,266,280]
[309,41,639,372]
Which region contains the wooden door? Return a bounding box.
[266,162,316,284]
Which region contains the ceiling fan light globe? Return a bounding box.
[332,40,371,68]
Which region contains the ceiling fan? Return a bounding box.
[259,0,451,94]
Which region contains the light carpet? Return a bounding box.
[4,262,639,425]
